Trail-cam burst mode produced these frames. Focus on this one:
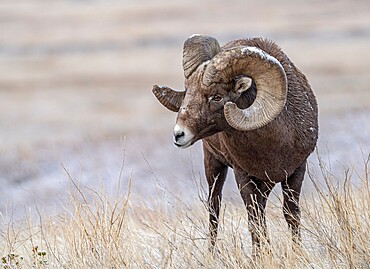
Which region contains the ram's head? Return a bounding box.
[153,34,288,148]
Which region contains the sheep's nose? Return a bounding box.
[174,130,185,142]
[173,124,193,148]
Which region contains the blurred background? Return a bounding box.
[0,0,369,215]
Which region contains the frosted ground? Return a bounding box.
[0,0,369,215]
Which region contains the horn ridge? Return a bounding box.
[182,35,221,78]
[152,85,185,112]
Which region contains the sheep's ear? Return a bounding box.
[234,76,252,94]
[152,85,185,112]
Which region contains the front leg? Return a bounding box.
[234,170,274,254]
[203,146,228,248]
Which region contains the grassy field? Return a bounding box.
[1,155,369,268]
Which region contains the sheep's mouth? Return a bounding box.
[177,124,218,149]
[174,140,192,148]
[173,123,218,149]
[174,133,204,149]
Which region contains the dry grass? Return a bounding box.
[1,155,369,269]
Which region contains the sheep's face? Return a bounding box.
[173,69,252,148]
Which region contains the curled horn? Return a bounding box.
[203,46,288,131]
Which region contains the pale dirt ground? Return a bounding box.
[0,0,369,215]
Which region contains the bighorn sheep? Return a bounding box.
[152,34,318,251]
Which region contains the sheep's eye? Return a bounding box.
[211,95,223,102]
